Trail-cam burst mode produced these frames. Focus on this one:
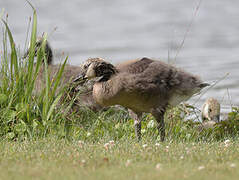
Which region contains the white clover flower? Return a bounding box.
[230,163,236,168]
[78,140,85,148]
[81,159,86,164]
[104,143,110,150]
[155,143,160,147]
[109,140,115,145]
[224,139,231,147]
[142,144,148,148]
[224,139,230,144]
[198,166,205,170]
[86,132,91,137]
[125,160,131,167]
[155,163,162,170]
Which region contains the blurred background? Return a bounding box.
[0,0,238,111]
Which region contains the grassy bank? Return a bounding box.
[1,4,239,180]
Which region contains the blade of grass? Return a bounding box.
[2,20,19,82]
[40,33,51,122]
[32,44,44,81]
[51,57,68,97]
[193,73,229,105]
[46,94,62,121]
[24,5,37,100]
[26,3,37,88]
[1,27,10,92]
[174,0,202,61]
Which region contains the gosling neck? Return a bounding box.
[45,43,53,65]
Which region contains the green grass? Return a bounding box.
[1,4,239,180]
[0,138,239,180]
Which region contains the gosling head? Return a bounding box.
[80,58,118,81]
[201,97,220,123]
[23,37,53,65]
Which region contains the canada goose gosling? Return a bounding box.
[24,37,53,65]
[23,38,104,111]
[202,97,220,123]
[78,57,209,141]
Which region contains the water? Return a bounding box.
[1,0,239,111]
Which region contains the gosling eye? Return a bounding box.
[209,108,212,113]
[83,64,90,69]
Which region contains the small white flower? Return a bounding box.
[104,140,115,150]
[225,144,230,147]
[115,123,120,129]
[180,155,184,160]
[104,143,110,150]
[78,140,84,144]
[78,140,84,148]
[109,140,115,145]
[155,143,160,147]
[125,160,131,167]
[224,139,231,147]
[155,163,162,170]
[80,159,86,167]
[142,144,148,148]
[224,139,230,144]
[198,166,205,170]
[86,132,91,137]
[230,163,236,168]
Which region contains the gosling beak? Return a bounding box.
[23,48,38,59]
[23,50,29,59]
[73,73,88,85]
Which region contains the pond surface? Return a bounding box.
[1,0,239,112]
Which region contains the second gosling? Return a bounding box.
[24,38,104,112]
[201,97,220,123]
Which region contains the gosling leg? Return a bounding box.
[152,108,166,142]
[129,109,142,141]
